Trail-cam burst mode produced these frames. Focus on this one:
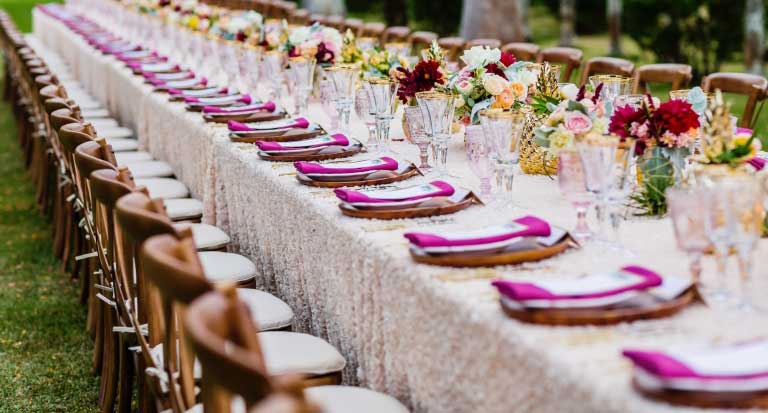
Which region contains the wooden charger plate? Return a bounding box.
[229,128,324,143]
[339,192,481,220]
[296,164,421,188]
[203,111,287,123]
[259,142,364,162]
[633,380,768,409]
[410,235,573,267]
[499,287,697,326]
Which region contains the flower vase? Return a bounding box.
[519,111,558,175]
[634,146,688,216]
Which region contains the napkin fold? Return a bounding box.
[748,157,766,171]
[150,77,207,88]
[256,134,349,151]
[492,265,663,302]
[227,117,310,132]
[184,94,251,104]
[404,216,551,248]
[334,181,454,204]
[294,157,397,175]
[202,101,276,114]
[168,86,226,96]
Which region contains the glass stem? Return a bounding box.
[574,205,590,237]
[689,251,702,287]
[479,177,491,197]
[366,123,377,148]
[375,116,391,154]
[417,143,431,169]
[713,242,730,295]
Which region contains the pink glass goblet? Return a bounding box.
[558,149,593,241]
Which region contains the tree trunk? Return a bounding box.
[302,0,345,16]
[384,0,408,26]
[519,0,532,41]
[459,0,525,43]
[744,0,765,75]
[559,0,575,47]
[607,0,622,55]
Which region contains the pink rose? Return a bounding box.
[564,111,593,135]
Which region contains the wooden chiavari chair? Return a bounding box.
[580,56,635,86]
[501,42,539,62]
[632,63,693,94]
[437,36,466,63]
[343,18,364,37]
[382,26,411,44]
[409,31,438,57]
[465,38,502,49]
[702,72,768,128]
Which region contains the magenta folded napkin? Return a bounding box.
[334,181,455,204]
[295,157,397,175]
[144,71,195,81]
[202,101,276,114]
[256,134,348,151]
[748,157,766,171]
[491,265,662,302]
[129,62,179,71]
[623,344,768,381]
[184,94,251,104]
[404,216,551,248]
[151,77,206,87]
[168,86,227,96]
[227,117,310,132]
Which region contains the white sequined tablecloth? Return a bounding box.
[33,8,768,413]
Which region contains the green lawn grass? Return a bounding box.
[0,73,99,411]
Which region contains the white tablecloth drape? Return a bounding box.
[32,8,768,413]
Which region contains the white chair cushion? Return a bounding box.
[173,223,230,251]
[305,386,409,413]
[237,288,293,331]
[107,138,139,152]
[198,251,256,283]
[82,108,110,119]
[115,151,153,165]
[89,118,119,129]
[99,126,134,140]
[259,331,346,376]
[163,198,203,220]
[135,178,190,199]
[125,160,174,178]
[76,99,102,110]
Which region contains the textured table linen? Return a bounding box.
[33,8,768,413]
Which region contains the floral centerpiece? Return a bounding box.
[281,23,343,65]
[362,48,408,78]
[533,96,609,156]
[448,46,535,124]
[609,95,700,216]
[339,29,363,64]
[209,11,262,42]
[395,41,448,104]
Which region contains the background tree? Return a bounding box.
[559,0,576,46]
[459,0,525,42]
[384,0,408,26]
[744,0,765,75]
[303,0,345,15]
[607,0,622,55]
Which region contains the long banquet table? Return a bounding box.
[32,7,768,412]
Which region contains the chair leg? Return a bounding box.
[98,308,118,413]
[117,334,135,413]
[92,297,104,375]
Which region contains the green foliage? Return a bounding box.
[630,153,675,216]
[407,0,462,35]
[534,0,608,35]
[622,0,745,80]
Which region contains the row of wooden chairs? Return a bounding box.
[2,5,412,413]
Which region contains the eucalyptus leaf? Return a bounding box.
[686,86,707,114]
[470,98,493,124]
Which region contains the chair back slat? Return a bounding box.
[702,72,768,128]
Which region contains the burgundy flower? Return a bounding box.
[288,47,300,58]
[397,60,445,104]
[484,63,507,79]
[315,42,335,64]
[500,52,516,67]
[609,104,644,138]
[653,99,699,135]
[592,83,603,104]
[235,32,246,42]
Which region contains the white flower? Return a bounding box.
[228,16,249,33]
[560,83,579,100]
[519,70,538,86]
[320,27,343,52]
[455,79,474,95]
[591,116,609,134]
[460,46,501,69]
[481,73,508,96]
[289,26,311,45]
[454,95,466,109]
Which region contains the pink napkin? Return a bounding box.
[184,94,251,104]
[202,101,276,114]
[256,134,349,151]
[747,157,766,171]
[736,127,753,135]
[168,86,226,96]
[151,77,207,88]
[295,157,397,175]
[405,216,551,248]
[491,265,662,302]
[334,181,455,203]
[227,117,310,132]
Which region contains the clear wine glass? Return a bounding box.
[416,91,456,177]
[479,108,525,207]
[403,106,431,170]
[703,186,735,306]
[666,186,711,291]
[364,76,400,155]
[558,149,593,241]
[327,64,361,134]
[287,56,317,117]
[727,176,764,311]
[578,137,618,239]
[354,87,377,149]
[319,79,339,130]
[604,139,637,252]
[465,125,493,197]
[262,51,285,101]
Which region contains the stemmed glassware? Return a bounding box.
[320,79,339,130]
[703,185,735,305]
[465,125,494,198]
[354,87,377,149]
[666,187,711,291]
[262,51,285,101]
[238,44,263,95]
[287,56,317,117]
[416,91,456,177]
[605,140,636,249]
[403,106,432,170]
[558,150,594,241]
[727,177,764,310]
[326,64,361,134]
[578,137,617,239]
[364,76,400,154]
[478,109,525,206]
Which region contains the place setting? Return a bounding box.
[294,155,422,187]
[228,117,325,143]
[167,86,233,102]
[183,92,255,112]
[201,100,286,123]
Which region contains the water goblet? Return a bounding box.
[364,76,400,155]
[703,186,736,305]
[403,106,432,170]
[726,176,764,310]
[327,64,361,134]
[558,149,594,241]
[666,186,711,290]
[614,94,647,110]
[354,87,377,149]
[604,139,637,251]
[319,79,339,130]
[578,136,618,239]
[416,91,456,177]
[479,108,526,207]
[239,44,263,95]
[465,125,494,198]
[287,56,317,117]
[262,50,286,101]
